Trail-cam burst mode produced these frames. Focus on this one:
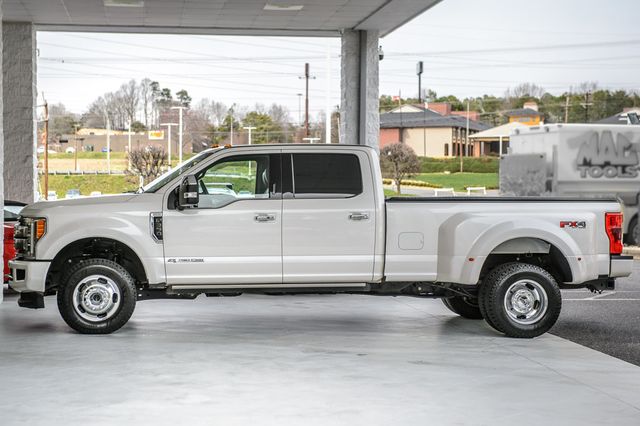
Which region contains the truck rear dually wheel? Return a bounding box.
[442,296,483,319]
[57,259,137,334]
[479,262,561,338]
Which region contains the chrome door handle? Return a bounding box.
[254,213,276,223]
[349,212,369,221]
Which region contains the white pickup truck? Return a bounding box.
[8,144,633,337]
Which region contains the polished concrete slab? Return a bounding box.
[1,293,639,425]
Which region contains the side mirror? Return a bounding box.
[178,175,199,209]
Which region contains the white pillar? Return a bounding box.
[499,135,503,155]
[340,30,379,151]
[2,21,36,203]
[0,1,4,304]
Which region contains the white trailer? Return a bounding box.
[501,123,640,244]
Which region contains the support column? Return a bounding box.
[340,30,379,151]
[0,2,4,304]
[3,22,37,203]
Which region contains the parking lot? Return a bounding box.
[2,263,640,425]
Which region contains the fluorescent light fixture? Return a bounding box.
[104,0,144,7]
[264,4,304,11]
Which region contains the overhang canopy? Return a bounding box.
[2,0,442,36]
[468,122,526,141]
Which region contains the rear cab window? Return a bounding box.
[289,153,363,199]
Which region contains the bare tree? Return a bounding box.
[139,78,153,128]
[127,147,167,184]
[119,79,139,128]
[268,103,290,127]
[380,142,421,195]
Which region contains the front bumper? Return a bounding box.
[610,255,634,278]
[8,259,50,293]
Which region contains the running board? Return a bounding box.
[170,283,368,291]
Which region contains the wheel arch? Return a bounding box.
[46,237,148,291]
[479,237,573,284]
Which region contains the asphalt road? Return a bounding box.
[551,260,640,366]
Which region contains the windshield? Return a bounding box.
[142,149,217,193]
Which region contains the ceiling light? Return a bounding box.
[104,0,144,7]
[264,4,304,11]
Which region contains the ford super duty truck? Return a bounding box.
[8,144,633,337]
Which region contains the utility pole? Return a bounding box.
[171,105,187,163]
[243,126,256,145]
[581,91,593,123]
[106,115,111,174]
[127,121,132,168]
[325,42,331,144]
[299,63,315,137]
[416,61,424,103]
[564,95,571,123]
[296,93,303,125]
[43,98,49,200]
[465,100,470,157]
[74,123,80,172]
[160,123,178,169]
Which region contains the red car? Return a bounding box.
[4,200,26,282]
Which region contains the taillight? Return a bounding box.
[605,212,623,255]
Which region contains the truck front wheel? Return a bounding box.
[442,296,483,319]
[57,259,137,334]
[479,262,561,338]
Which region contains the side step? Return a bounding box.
[18,292,45,309]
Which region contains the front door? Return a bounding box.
[163,153,282,286]
[282,151,377,283]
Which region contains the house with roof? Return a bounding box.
[379,105,490,157]
[504,101,543,126]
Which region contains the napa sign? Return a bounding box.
[576,130,640,179]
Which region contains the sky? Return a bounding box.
[37,0,640,122]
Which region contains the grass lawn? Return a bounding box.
[42,175,138,198]
[411,173,498,192]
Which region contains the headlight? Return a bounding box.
[14,217,46,259]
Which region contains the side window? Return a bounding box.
[197,155,271,208]
[292,153,362,198]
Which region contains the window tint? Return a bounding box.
[196,155,270,208]
[292,153,362,198]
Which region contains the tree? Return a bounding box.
[242,111,282,144]
[127,147,167,184]
[139,78,153,128]
[380,143,421,195]
[176,89,192,108]
[131,121,147,133]
[119,79,139,127]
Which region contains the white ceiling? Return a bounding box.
[2,0,442,36]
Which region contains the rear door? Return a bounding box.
[281,151,377,283]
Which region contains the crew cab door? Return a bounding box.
[281,151,376,283]
[163,153,282,285]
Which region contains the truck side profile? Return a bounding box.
[8,145,633,337]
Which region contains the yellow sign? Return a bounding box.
[148,130,165,140]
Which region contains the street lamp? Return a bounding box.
[243,126,257,145]
[160,122,178,170]
[171,106,187,164]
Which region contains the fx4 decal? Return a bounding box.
[560,221,586,229]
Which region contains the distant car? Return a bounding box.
[4,200,26,282]
[65,189,81,199]
[47,191,58,201]
[65,147,75,154]
[90,191,102,197]
[101,148,112,153]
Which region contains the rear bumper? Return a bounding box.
[610,255,633,278]
[8,259,50,293]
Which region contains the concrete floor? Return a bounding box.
[1,293,640,426]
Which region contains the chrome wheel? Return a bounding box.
[72,275,121,323]
[503,279,548,325]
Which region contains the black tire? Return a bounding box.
[57,259,137,334]
[626,217,639,246]
[479,262,561,338]
[442,296,483,319]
